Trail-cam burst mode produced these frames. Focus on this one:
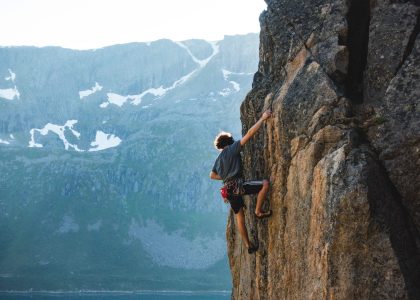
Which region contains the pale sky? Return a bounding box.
[0,0,267,49]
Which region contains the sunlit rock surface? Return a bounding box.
[228,0,420,299]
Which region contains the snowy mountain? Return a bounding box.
[0,34,259,291]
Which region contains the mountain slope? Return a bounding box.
[0,33,259,291]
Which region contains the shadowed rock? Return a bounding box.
[228,0,420,299]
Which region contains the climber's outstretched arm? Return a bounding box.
[240,110,271,146]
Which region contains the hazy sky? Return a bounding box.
[0,0,267,49]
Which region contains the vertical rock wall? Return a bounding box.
[227,0,420,299]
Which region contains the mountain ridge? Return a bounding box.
[0,33,259,291]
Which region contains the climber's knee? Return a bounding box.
[262,179,269,189]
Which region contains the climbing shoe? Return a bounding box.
[255,210,272,219]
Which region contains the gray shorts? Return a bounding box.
[227,180,264,214]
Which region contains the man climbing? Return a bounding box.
[210,110,272,254]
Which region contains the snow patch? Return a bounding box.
[9,134,15,139]
[0,87,20,100]
[89,130,121,151]
[218,69,248,96]
[1,69,19,100]
[131,61,204,106]
[130,86,166,105]
[0,139,10,145]
[101,73,195,107]
[175,41,220,68]
[28,130,43,148]
[222,69,247,82]
[104,70,196,108]
[218,88,233,97]
[104,93,129,107]
[28,120,83,151]
[5,69,16,82]
[99,90,165,107]
[231,81,240,92]
[222,68,253,79]
[79,82,103,99]
[222,69,232,80]
[102,41,220,108]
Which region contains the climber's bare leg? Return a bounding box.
[255,179,269,216]
[236,207,250,248]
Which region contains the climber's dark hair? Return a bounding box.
[214,131,234,150]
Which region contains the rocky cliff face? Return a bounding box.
[228,0,420,299]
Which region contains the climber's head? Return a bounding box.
[214,131,234,150]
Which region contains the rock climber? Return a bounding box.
[210,109,272,254]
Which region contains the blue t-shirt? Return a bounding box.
[212,140,242,182]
